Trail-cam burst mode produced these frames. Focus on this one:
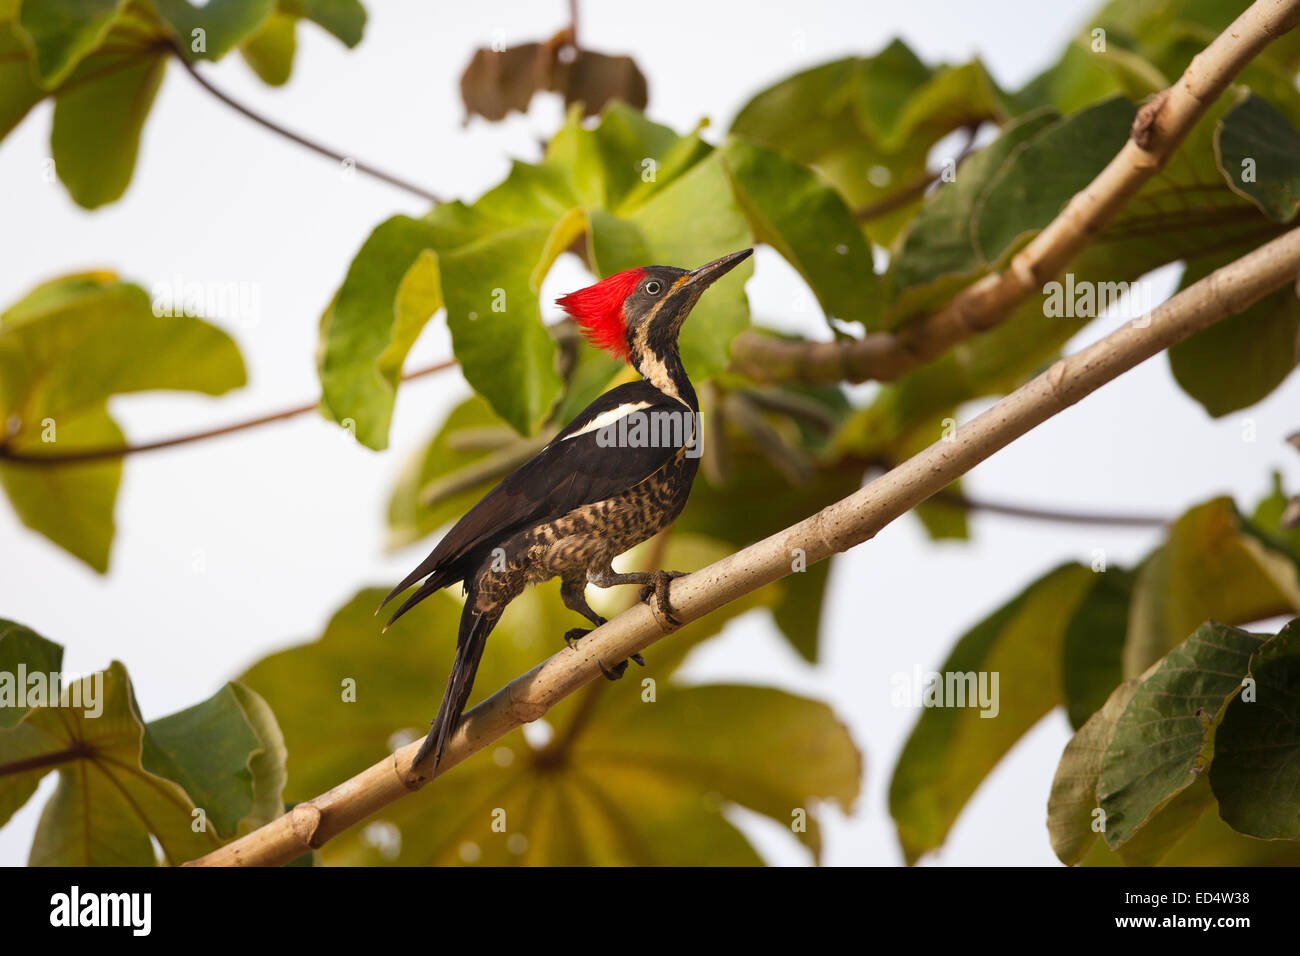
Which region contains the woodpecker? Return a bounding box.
[380,248,753,774]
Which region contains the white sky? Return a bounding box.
[4,0,1299,867]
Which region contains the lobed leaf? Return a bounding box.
[0,621,287,864]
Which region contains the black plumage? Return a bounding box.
[381,249,752,776]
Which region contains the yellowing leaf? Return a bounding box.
[0,273,245,569]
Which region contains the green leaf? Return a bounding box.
[0,621,287,862]
[575,684,859,862]
[848,40,932,144]
[1211,620,1300,839]
[730,42,1007,245]
[889,563,1096,863]
[770,558,833,662]
[321,106,738,443]
[297,0,365,47]
[240,536,860,865]
[1124,498,1300,677]
[1168,254,1300,417]
[1059,619,1300,866]
[1061,566,1137,729]
[1098,622,1264,851]
[435,210,566,437]
[841,95,1277,462]
[0,619,63,730]
[51,51,165,208]
[1251,471,1300,559]
[889,109,1057,308]
[973,96,1136,264]
[1215,91,1300,223]
[18,0,122,86]
[0,273,245,569]
[141,682,287,838]
[0,20,47,138]
[1012,37,1167,116]
[238,1,366,86]
[721,136,880,329]
[317,215,444,449]
[0,620,63,826]
[0,646,285,864]
[239,9,295,86]
[0,407,122,571]
[153,0,274,62]
[2,3,172,206]
[878,59,1009,153]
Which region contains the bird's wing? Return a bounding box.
[381,381,696,608]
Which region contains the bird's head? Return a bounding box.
[557,249,752,375]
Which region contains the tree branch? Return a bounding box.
[187,222,1300,867]
[729,0,1300,384]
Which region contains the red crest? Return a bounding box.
[556,268,645,360]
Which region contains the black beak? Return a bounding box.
[651,248,753,339]
[686,248,753,288]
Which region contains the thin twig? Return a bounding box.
[188,221,1300,867]
[935,489,1167,528]
[855,124,980,223]
[730,0,1300,384]
[170,45,441,204]
[860,457,1168,527]
[0,359,456,466]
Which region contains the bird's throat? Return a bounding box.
[633,345,695,408]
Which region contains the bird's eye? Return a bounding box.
[644,280,663,295]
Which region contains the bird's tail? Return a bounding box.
[378,565,459,632]
[410,602,499,774]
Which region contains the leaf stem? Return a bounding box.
[0,359,457,466]
[170,44,441,205]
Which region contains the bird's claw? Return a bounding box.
[639,570,686,627]
[598,657,630,681]
[563,627,590,651]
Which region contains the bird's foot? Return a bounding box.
[563,614,607,651]
[597,658,630,681]
[563,627,591,650]
[639,570,687,627]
